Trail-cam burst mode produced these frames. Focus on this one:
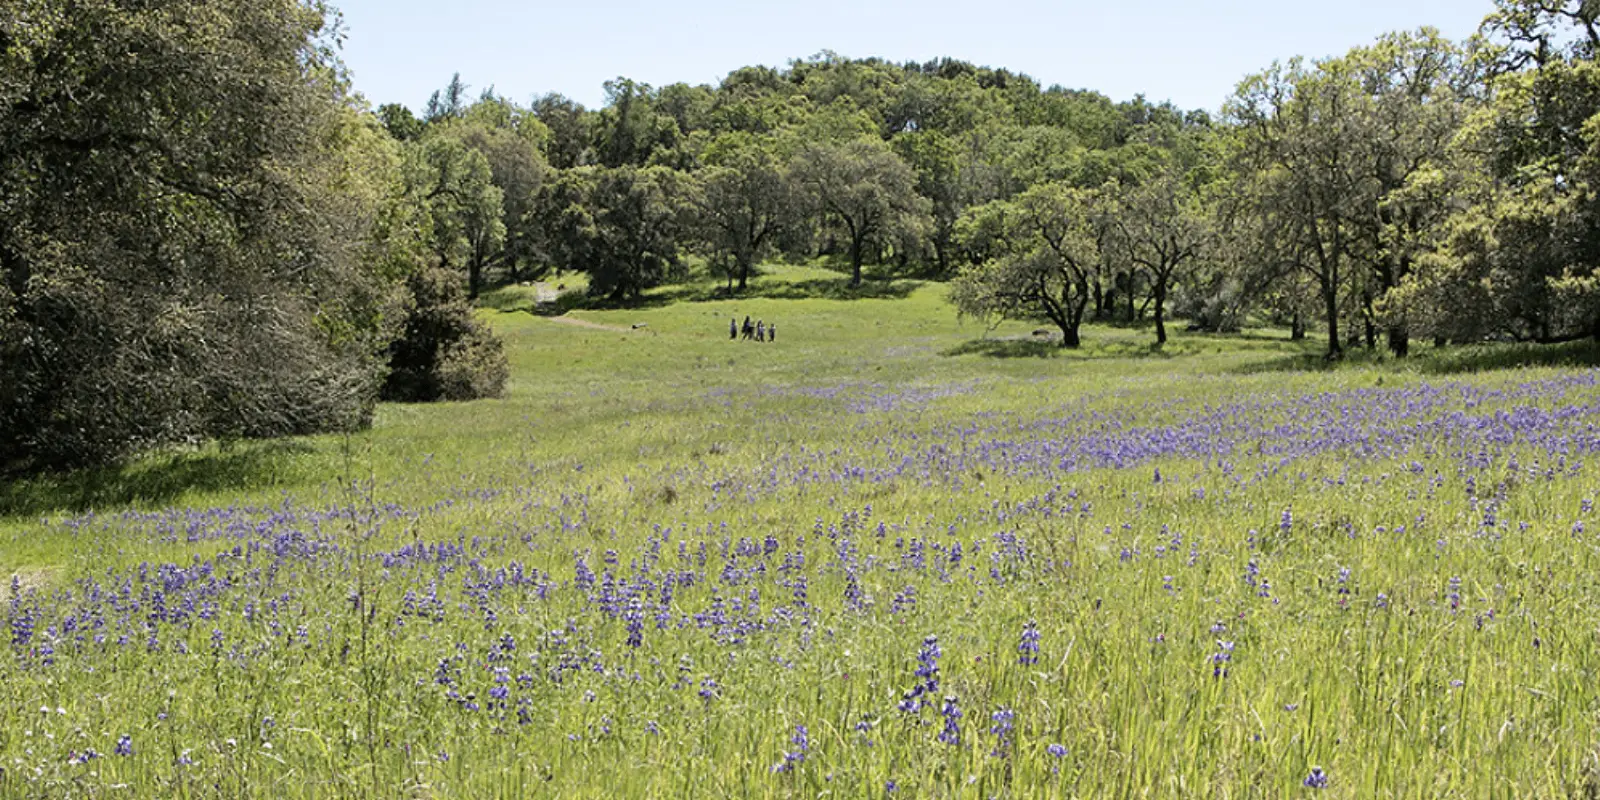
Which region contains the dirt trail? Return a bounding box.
[544,316,633,332]
[527,283,637,332]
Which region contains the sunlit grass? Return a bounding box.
[4,265,1599,797]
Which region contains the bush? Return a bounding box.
[383,268,508,402]
[0,0,397,473]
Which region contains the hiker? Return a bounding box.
[755,320,765,342]
[768,322,776,343]
[741,316,754,340]
[729,318,737,340]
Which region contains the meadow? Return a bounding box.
[5,264,1600,798]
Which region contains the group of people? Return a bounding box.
[731,316,776,342]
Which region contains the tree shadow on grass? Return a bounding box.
[1417,340,1600,374]
[477,286,589,318]
[594,276,927,310]
[1231,339,1600,376]
[497,278,925,317]
[942,338,1063,358]
[480,265,925,315]
[0,440,312,519]
[942,336,1183,360]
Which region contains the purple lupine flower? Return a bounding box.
[624,597,644,649]
[989,707,1014,757]
[900,635,942,713]
[1303,767,1328,788]
[773,724,810,773]
[1018,620,1041,666]
[937,695,962,745]
[891,585,917,615]
[1047,742,1068,773]
[853,715,876,747]
[1212,640,1234,678]
[115,734,133,756]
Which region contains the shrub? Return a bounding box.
[383,268,508,402]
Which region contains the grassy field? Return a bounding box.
[5,263,1600,797]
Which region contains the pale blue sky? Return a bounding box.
[332,0,1490,114]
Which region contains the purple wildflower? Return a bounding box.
[1017,620,1040,666]
[1212,640,1234,678]
[773,724,810,773]
[899,635,941,713]
[937,695,962,746]
[989,707,1014,757]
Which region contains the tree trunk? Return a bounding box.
[1058,322,1081,348]
[1291,311,1306,341]
[1323,280,1343,359]
[848,234,864,288]
[469,260,482,300]
[1153,286,1167,345]
[1362,293,1377,350]
[737,255,750,291]
[1388,324,1409,358]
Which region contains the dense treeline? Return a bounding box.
[3,0,1597,472]
[376,0,1599,356]
[378,55,1213,303]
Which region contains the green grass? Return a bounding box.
[4,263,1600,797]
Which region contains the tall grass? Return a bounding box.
[3,265,1598,797]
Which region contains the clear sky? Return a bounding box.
[332,0,1491,114]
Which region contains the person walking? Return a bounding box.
[755,320,765,342]
[730,317,738,340]
[768,322,775,343]
[741,316,754,340]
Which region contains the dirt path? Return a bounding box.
[544,316,633,333]
[527,282,638,332]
